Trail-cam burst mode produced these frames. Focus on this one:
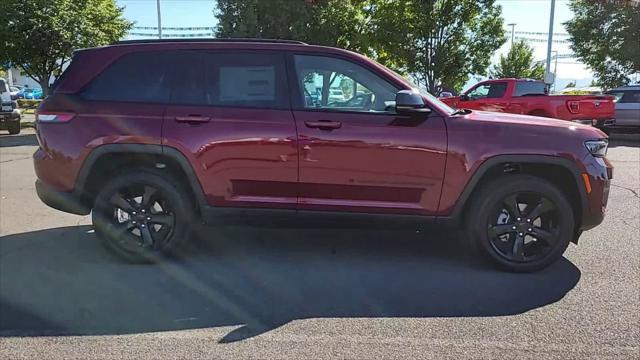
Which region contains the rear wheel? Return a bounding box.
[466,175,574,272]
[92,169,196,263]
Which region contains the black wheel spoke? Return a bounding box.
[503,194,521,218]
[530,227,556,245]
[512,233,525,261]
[525,198,554,220]
[140,226,154,247]
[141,186,158,208]
[111,194,135,213]
[150,213,174,226]
[488,224,515,238]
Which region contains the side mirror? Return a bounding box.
[459,94,469,101]
[440,91,453,98]
[395,90,431,115]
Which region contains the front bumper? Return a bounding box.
[580,156,612,231]
[35,180,90,215]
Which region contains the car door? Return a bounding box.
[289,54,447,215]
[611,90,640,127]
[461,82,509,112]
[162,50,298,210]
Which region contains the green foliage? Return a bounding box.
[564,0,640,89]
[215,0,506,94]
[0,0,133,95]
[565,81,576,88]
[370,0,506,94]
[489,40,545,80]
[17,99,42,109]
[215,0,373,54]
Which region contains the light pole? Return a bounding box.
[551,51,558,92]
[156,0,162,39]
[507,23,516,48]
[544,0,556,88]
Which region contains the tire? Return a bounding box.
[7,121,20,135]
[92,169,196,263]
[465,174,574,272]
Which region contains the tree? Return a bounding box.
[565,0,640,89]
[489,40,545,80]
[565,81,576,88]
[370,0,506,94]
[0,0,132,95]
[215,0,374,55]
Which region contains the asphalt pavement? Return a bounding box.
[0,128,638,359]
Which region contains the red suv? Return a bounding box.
[34,39,612,272]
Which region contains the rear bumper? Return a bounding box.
[571,118,615,128]
[0,110,21,123]
[35,180,90,215]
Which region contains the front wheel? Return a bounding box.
[466,175,574,272]
[92,169,196,263]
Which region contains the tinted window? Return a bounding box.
[294,55,397,113]
[168,52,207,105]
[467,82,507,99]
[514,81,546,96]
[0,79,7,93]
[82,52,172,103]
[621,90,640,103]
[204,52,287,109]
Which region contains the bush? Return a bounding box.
[17,99,42,109]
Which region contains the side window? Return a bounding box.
[204,52,288,109]
[294,55,397,113]
[467,82,507,100]
[168,52,208,105]
[620,90,640,103]
[81,52,171,103]
[514,81,546,97]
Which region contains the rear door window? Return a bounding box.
[203,52,288,109]
[620,91,640,103]
[81,51,172,103]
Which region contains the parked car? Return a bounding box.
[0,78,21,134]
[34,39,612,272]
[440,79,616,130]
[604,85,640,132]
[24,88,43,100]
[9,85,22,100]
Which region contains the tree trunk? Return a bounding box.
[38,79,51,97]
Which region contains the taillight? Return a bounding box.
[567,101,580,114]
[36,111,75,123]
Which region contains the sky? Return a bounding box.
[115,0,594,89]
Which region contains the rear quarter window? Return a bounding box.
[81,51,172,103]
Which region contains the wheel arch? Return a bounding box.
[447,155,588,241]
[75,144,208,212]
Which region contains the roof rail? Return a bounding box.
[114,38,307,45]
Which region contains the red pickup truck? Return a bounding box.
[440,78,616,128]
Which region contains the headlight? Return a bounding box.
[585,139,608,157]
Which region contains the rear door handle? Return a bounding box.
[175,115,210,123]
[304,120,342,130]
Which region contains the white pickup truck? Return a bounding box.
[0,78,21,134]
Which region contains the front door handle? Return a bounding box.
[304,120,342,130]
[175,115,210,123]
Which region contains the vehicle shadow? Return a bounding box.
[0,133,37,147]
[0,225,581,342]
